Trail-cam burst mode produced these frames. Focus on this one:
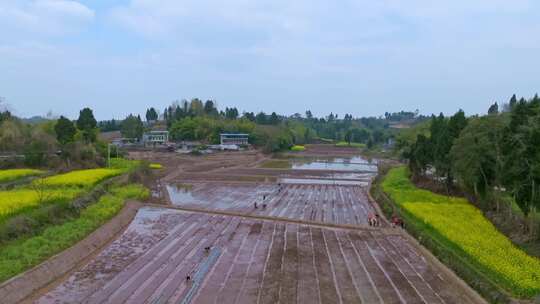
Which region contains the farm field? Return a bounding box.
[382,166,540,297]
[0,184,149,283]
[0,169,44,184]
[25,149,484,304]
[37,207,475,304]
[166,183,377,226]
[0,167,125,222]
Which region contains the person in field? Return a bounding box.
[254,202,258,209]
[368,213,376,226]
[368,213,381,227]
[391,215,405,228]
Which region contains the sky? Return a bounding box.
[1,0,539,120]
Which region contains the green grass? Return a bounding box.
[335,141,366,148]
[109,158,141,171]
[381,166,540,298]
[0,169,45,184]
[0,184,148,283]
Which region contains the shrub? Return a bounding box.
[290,145,305,152]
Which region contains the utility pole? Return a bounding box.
[107,144,111,168]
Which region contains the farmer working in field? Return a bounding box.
[368,213,381,227]
[391,215,405,228]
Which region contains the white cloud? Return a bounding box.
[108,0,319,39]
[0,0,94,36]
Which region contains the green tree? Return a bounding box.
[190,98,204,116]
[509,94,517,109]
[54,116,76,145]
[243,112,255,121]
[269,112,280,125]
[502,98,540,221]
[488,102,499,115]
[255,112,267,124]
[344,129,353,145]
[121,114,144,140]
[451,116,505,204]
[408,134,431,178]
[146,108,158,121]
[170,118,198,140]
[76,107,97,143]
[204,100,218,116]
[225,107,239,120]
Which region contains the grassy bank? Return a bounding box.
[0,183,148,283]
[335,141,365,148]
[374,166,540,301]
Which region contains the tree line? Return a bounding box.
[0,106,110,169]
[402,94,540,233]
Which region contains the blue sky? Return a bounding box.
[1,0,539,120]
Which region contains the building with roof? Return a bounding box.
[220,133,249,145]
[142,130,169,146]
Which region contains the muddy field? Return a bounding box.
[30,148,481,303]
[37,208,474,304]
[167,183,376,226]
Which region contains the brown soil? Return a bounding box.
[30,147,483,304]
[36,208,475,304]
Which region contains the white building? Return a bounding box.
[142,130,169,146]
[220,133,249,145]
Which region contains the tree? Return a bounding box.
[204,100,218,116]
[502,98,540,222]
[170,118,197,140]
[451,116,505,204]
[54,116,76,145]
[269,112,280,125]
[146,107,158,122]
[190,98,204,116]
[255,112,267,124]
[243,112,255,122]
[351,128,370,143]
[76,107,97,143]
[344,129,353,145]
[509,94,517,109]
[488,102,499,115]
[225,107,239,120]
[408,134,432,178]
[121,114,144,140]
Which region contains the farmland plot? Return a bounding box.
[37,208,476,304]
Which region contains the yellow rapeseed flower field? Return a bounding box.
[383,166,540,297]
[0,169,44,183]
[0,189,81,220]
[38,168,123,187]
[149,163,163,169]
[0,167,129,221]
